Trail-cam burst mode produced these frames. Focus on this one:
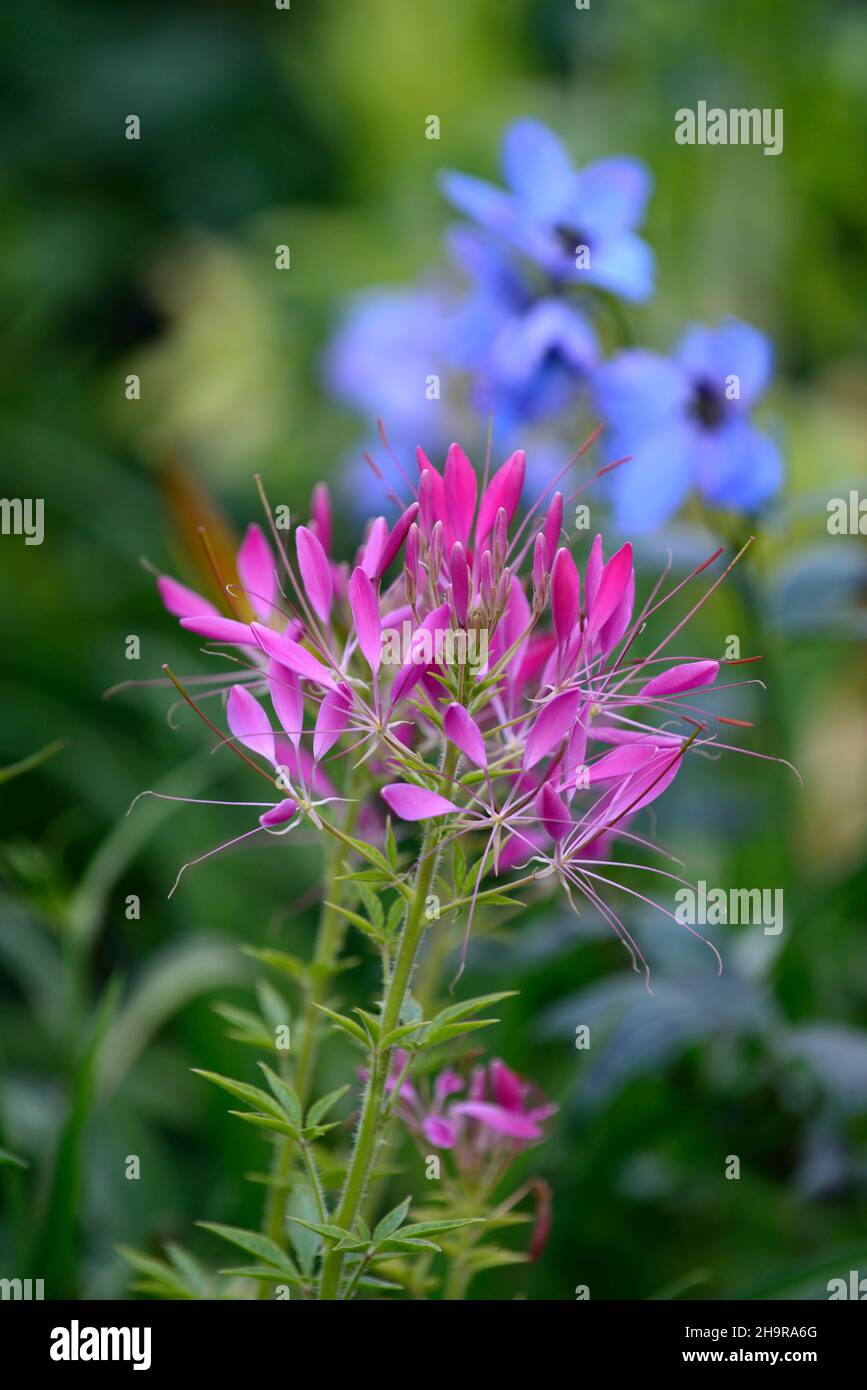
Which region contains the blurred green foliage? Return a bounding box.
[1,0,865,1299]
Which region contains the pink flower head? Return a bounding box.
[149,438,770,982]
[386,1055,556,1169]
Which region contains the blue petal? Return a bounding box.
[609,422,697,532]
[676,319,773,406]
[438,170,516,238]
[572,156,653,235]
[593,350,690,437]
[502,118,575,215]
[580,231,656,302]
[490,299,598,385]
[698,423,784,510]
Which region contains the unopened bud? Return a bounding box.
[450,541,469,626]
[532,533,548,611]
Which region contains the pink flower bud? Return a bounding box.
[450,542,469,626]
[551,547,580,647]
[543,492,563,563]
[310,482,332,555]
[377,502,419,579]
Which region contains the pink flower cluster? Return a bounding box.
[153,440,757,970]
[385,1052,557,1158]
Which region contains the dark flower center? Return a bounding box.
[553,224,591,258]
[691,378,725,430]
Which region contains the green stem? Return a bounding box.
[319,747,459,1300]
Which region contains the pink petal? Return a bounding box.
[598,569,635,655]
[604,747,684,820]
[563,717,588,793]
[389,603,451,706]
[434,1068,465,1102]
[310,482,332,555]
[274,737,335,798]
[452,1101,541,1140]
[496,827,546,874]
[475,449,525,545]
[416,449,446,534]
[377,503,419,579]
[449,542,470,626]
[584,533,603,611]
[422,1115,457,1149]
[268,659,304,750]
[551,547,580,646]
[586,542,633,641]
[348,566,382,675]
[295,525,333,624]
[313,682,353,761]
[237,523,276,622]
[536,780,571,843]
[443,442,477,544]
[157,576,219,620]
[259,798,297,828]
[179,615,257,646]
[590,743,662,784]
[381,783,460,821]
[639,659,720,699]
[444,703,487,770]
[589,725,681,748]
[523,689,582,770]
[227,685,275,765]
[360,516,388,579]
[490,1059,525,1111]
[543,493,564,563]
[251,622,337,689]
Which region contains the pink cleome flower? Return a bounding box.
[149,436,773,974]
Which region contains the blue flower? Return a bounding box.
[324,286,452,509]
[593,319,784,531]
[440,118,655,302]
[445,226,597,433]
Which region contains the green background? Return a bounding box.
[1,0,865,1300]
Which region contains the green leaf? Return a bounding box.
[452,839,467,891]
[353,1007,382,1042]
[400,1218,483,1238]
[313,1005,370,1048]
[217,1265,303,1286]
[229,1110,300,1141]
[212,1002,274,1050]
[384,818,399,869]
[323,900,386,945]
[0,1147,28,1170]
[372,1237,441,1254]
[306,1085,350,1128]
[357,882,385,931]
[191,1069,288,1121]
[373,1195,412,1244]
[256,979,291,1033]
[465,1246,530,1273]
[386,898,406,936]
[197,1223,299,1276]
[117,1245,215,1300]
[286,1215,351,1243]
[427,991,517,1030]
[380,1021,427,1049]
[241,946,308,984]
[164,1244,213,1298]
[421,1018,500,1049]
[258,1063,302,1127]
[287,1182,322,1276]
